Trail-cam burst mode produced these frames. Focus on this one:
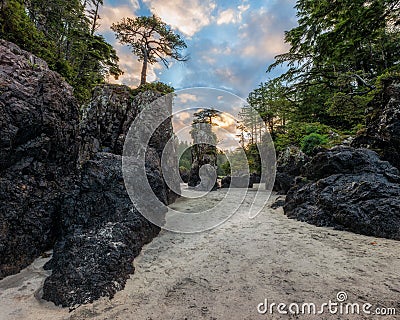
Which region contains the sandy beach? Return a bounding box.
[1,188,399,320]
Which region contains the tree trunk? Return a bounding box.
[90,0,100,36]
[141,53,148,85]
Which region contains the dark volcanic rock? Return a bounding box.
[302,146,398,180]
[221,175,253,188]
[188,144,218,188]
[79,84,138,161]
[179,167,189,183]
[273,146,309,194]
[0,40,79,279]
[80,86,179,203]
[43,89,178,307]
[251,173,261,184]
[42,153,162,307]
[352,76,400,170]
[188,123,218,190]
[284,147,400,240]
[1,40,179,307]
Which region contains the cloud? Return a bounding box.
[237,7,293,60]
[217,9,237,25]
[214,113,237,131]
[216,3,250,25]
[142,0,216,36]
[99,0,297,99]
[177,93,198,104]
[98,5,137,32]
[130,0,139,7]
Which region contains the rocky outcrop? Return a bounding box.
[273,146,309,194]
[42,89,177,307]
[352,76,400,170]
[179,167,190,183]
[79,84,138,161]
[42,153,162,307]
[0,40,179,307]
[79,86,178,204]
[188,123,218,191]
[188,144,218,189]
[284,147,400,240]
[0,40,80,278]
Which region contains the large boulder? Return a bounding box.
[302,146,398,180]
[43,87,178,307]
[42,153,162,307]
[352,76,400,170]
[273,146,309,194]
[284,147,400,240]
[0,40,80,279]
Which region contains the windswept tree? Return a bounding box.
[192,108,221,125]
[111,14,188,85]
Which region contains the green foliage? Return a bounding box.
[216,151,228,176]
[237,0,400,157]
[179,154,191,171]
[245,143,261,174]
[131,81,175,96]
[0,0,54,61]
[179,166,189,175]
[220,161,231,176]
[265,0,400,137]
[112,14,187,85]
[0,0,123,103]
[225,149,248,175]
[246,79,292,137]
[274,122,342,152]
[220,145,261,176]
[177,140,191,171]
[300,133,329,156]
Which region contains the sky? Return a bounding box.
[99,0,298,99]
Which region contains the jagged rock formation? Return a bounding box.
[188,123,218,191]
[0,40,80,278]
[273,146,309,194]
[284,147,400,240]
[189,147,219,191]
[80,86,178,204]
[352,76,400,170]
[42,88,178,307]
[42,153,162,307]
[79,84,139,161]
[0,40,179,307]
